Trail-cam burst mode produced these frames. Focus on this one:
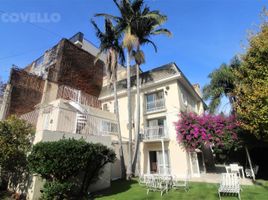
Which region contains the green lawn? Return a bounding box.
[94,179,268,200]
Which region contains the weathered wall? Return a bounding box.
[48,39,105,97]
[8,69,45,116]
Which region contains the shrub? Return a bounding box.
[175,112,241,152]
[0,116,34,191]
[28,139,116,199]
[40,181,73,200]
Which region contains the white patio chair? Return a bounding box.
[230,164,240,178]
[218,173,241,200]
[172,174,190,192]
[139,174,145,185]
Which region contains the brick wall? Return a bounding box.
[8,69,45,116]
[48,39,105,97]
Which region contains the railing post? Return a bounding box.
[78,90,81,104]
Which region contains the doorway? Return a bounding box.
[148,150,170,174]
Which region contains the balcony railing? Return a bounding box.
[20,109,40,126]
[75,113,118,136]
[143,126,168,140]
[57,85,101,108]
[146,99,165,113]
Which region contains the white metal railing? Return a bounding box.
[143,126,168,140]
[75,113,118,136]
[146,99,165,112]
[20,109,40,126]
[57,85,101,108]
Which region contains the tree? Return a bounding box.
[203,56,241,114]
[130,2,171,173]
[0,116,34,191]
[96,0,170,178]
[233,21,268,141]
[0,78,5,97]
[91,18,126,179]
[27,139,116,199]
[175,112,241,153]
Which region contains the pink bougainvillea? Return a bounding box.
[175,112,240,152]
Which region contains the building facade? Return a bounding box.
[0,32,206,198]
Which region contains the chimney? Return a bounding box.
[192,83,202,98]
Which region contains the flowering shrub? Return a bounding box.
[175,112,240,152]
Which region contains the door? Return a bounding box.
[43,112,52,130]
[197,152,206,174]
[190,152,200,177]
[148,119,158,139]
[149,151,158,173]
[157,151,170,174]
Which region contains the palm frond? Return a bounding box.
[94,13,120,22]
[142,12,167,25]
[152,28,172,37]
[91,19,104,40]
[132,0,144,13]
[142,38,157,52]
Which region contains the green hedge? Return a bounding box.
[28,139,116,199]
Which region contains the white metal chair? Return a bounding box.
[172,174,190,191]
[139,174,145,185]
[218,173,241,200]
[230,164,240,178]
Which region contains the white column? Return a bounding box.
[161,139,166,174]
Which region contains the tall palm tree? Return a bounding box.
[95,0,169,178]
[203,56,240,113]
[91,18,126,179]
[130,7,171,174]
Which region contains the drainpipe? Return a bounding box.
[161,139,166,174]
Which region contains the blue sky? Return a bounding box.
[0,0,267,112]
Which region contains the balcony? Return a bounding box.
[146,98,165,113]
[143,126,168,141]
[57,85,101,108]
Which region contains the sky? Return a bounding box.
[0,0,267,113]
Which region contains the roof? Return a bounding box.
[100,63,179,98]
[99,62,207,108]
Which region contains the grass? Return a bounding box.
[94,179,268,200]
[0,190,12,200]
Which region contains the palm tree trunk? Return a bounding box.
[126,51,133,180]
[113,81,126,179]
[132,63,141,175]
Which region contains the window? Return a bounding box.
[144,118,167,139]
[101,120,118,134]
[103,103,109,112]
[149,150,170,174]
[146,90,165,112]
[182,92,188,106]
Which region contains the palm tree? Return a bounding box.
[91,18,126,179]
[130,7,171,174]
[95,0,169,178]
[203,56,240,113]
